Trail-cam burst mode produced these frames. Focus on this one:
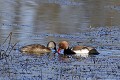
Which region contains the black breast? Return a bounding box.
[64,48,76,55]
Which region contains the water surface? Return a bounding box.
[0,0,120,80]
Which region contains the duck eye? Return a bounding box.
[60,44,63,47]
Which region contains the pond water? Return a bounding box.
[0,0,120,80]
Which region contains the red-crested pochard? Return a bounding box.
[58,41,99,57]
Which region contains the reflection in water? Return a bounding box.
[0,0,119,46]
[83,0,120,27]
[0,0,120,79]
[0,0,119,39]
[0,0,120,47]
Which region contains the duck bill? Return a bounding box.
[57,48,61,54]
[57,48,65,54]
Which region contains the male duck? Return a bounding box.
[20,41,56,54]
[58,41,99,57]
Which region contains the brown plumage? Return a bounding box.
[20,41,56,54]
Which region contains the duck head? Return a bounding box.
[47,41,57,52]
[58,41,69,54]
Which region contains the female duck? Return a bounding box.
[58,41,99,57]
[20,41,56,54]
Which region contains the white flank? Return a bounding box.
[73,49,89,57]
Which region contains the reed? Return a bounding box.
[0,32,17,60]
[2,32,12,45]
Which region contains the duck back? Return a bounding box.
[20,44,51,54]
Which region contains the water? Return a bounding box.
[0,0,120,80]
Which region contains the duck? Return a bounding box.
[57,41,99,57]
[20,41,56,54]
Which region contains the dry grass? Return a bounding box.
[0,32,17,60]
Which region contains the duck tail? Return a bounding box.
[89,49,100,55]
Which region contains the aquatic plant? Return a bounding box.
[0,32,17,61]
